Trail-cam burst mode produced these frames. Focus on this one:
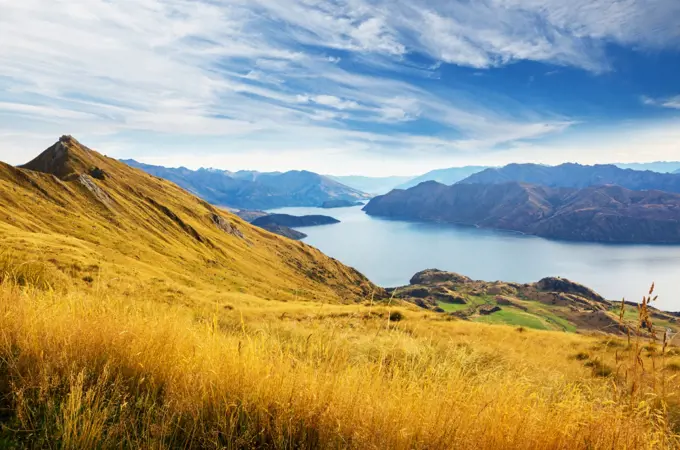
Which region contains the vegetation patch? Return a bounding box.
[473,309,550,330]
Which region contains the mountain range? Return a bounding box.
[615,162,680,173]
[363,180,680,244]
[459,163,680,193]
[332,163,680,194]
[123,160,370,210]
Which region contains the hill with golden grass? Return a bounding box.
[0,136,377,304]
[0,137,679,448]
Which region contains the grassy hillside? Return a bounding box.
[394,270,680,336]
[1,137,679,448]
[0,136,376,305]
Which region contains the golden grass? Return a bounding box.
[1,276,678,449]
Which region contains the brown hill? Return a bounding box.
[1,136,378,303]
[363,181,680,243]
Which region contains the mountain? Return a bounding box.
[396,166,490,189]
[2,136,376,302]
[327,175,412,194]
[251,214,339,228]
[460,163,680,193]
[123,160,370,210]
[363,181,680,243]
[615,162,680,173]
[675,169,680,175]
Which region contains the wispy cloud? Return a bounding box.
[642,95,680,110]
[0,0,679,174]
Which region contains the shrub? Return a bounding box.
[388,311,404,322]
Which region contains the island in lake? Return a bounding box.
[250,213,340,240]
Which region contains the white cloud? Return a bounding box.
[643,95,680,110]
[0,0,679,173]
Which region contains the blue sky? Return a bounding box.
[1,0,679,176]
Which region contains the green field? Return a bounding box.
[473,309,550,330]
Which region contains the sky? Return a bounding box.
[0,0,679,176]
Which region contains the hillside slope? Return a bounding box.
[124,159,370,209]
[1,136,377,303]
[461,162,680,193]
[363,181,680,243]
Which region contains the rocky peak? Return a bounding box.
[409,269,472,285]
[536,277,606,303]
[20,136,101,180]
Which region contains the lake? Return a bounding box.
[269,205,680,311]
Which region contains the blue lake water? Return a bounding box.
[269,205,680,311]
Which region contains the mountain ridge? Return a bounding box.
[363,180,680,244]
[1,136,379,303]
[123,159,371,210]
[460,162,680,193]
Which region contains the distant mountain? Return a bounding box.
[122,160,370,210]
[396,166,489,189]
[615,162,680,173]
[460,163,680,193]
[328,175,412,194]
[363,181,680,243]
[675,169,680,175]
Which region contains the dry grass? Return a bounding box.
[0,276,678,449]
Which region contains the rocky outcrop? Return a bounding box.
[536,277,606,303]
[409,269,472,285]
[478,305,501,315]
[210,213,244,239]
[78,174,113,208]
